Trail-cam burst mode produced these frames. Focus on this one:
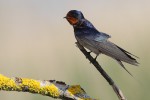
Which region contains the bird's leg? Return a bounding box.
[94,55,98,60]
[89,54,99,64]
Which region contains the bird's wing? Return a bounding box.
[77,33,138,65]
[94,40,139,65]
[94,32,111,42]
[76,28,111,42]
[75,28,138,65]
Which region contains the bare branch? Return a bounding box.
[0,74,95,100]
[76,42,126,100]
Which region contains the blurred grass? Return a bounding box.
[0,0,150,100]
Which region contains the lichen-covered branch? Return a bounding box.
[76,42,126,100]
[0,74,95,100]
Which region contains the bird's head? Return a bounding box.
[64,10,84,25]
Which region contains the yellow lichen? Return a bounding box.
[41,84,60,97]
[0,74,16,90]
[67,85,93,100]
[0,74,93,99]
[0,74,8,88]
[5,79,16,90]
[20,78,41,92]
[68,85,84,95]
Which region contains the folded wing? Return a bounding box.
[76,28,139,66]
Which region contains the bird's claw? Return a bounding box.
[86,51,92,59]
[87,51,92,55]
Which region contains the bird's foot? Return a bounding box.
[87,51,92,55]
[86,51,92,59]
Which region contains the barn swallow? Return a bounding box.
[64,10,139,76]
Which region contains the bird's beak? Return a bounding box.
[64,16,67,19]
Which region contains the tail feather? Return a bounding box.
[116,45,139,65]
[116,59,133,77]
[116,45,139,59]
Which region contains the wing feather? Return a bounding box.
[92,40,138,65]
[75,27,138,65]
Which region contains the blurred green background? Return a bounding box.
[0,0,150,100]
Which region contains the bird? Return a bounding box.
[64,10,139,76]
